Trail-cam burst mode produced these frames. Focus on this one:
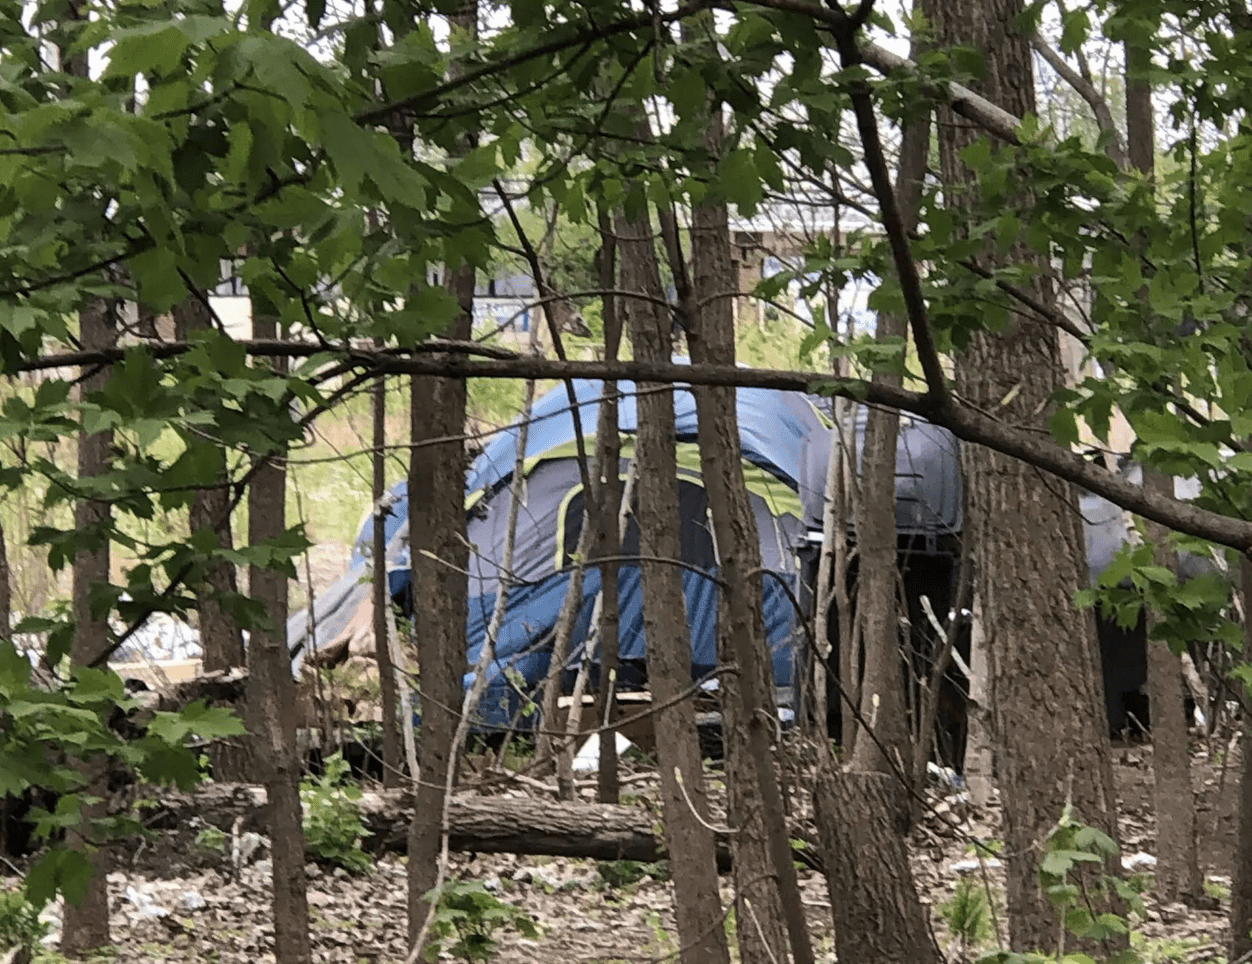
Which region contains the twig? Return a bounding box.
[673,766,736,835]
[1030,36,1127,166]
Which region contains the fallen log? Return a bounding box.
[146,783,734,870]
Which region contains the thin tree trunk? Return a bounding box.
[831,402,860,749]
[556,286,625,801]
[1124,36,1204,907]
[1231,554,1252,959]
[818,94,940,964]
[175,294,251,780]
[920,0,1123,950]
[407,2,476,943]
[811,419,838,736]
[246,314,312,964]
[595,213,623,805]
[372,358,401,788]
[60,17,114,948]
[618,205,731,964]
[407,265,474,941]
[536,514,592,769]
[849,110,929,779]
[962,591,995,806]
[682,103,809,964]
[62,293,116,958]
[175,294,244,674]
[0,517,9,640]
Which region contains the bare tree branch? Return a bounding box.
[1030,36,1127,166]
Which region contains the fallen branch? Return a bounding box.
[146,783,735,870]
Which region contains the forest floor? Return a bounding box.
[10,741,1238,964]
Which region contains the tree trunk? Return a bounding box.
[684,104,808,964]
[174,295,246,676]
[405,265,473,941]
[407,2,476,943]
[618,206,731,964]
[920,0,1123,951]
[814,766,941,964]
[62,294,115,958]
[1230,553,1252,958]
[1124,35,1204,908]
[814,105,940,964]
[0,517,9,640]
[173,283,251,785]
[247,318,312,964]
[595,212,623,806]
[407,265,473,940]
[372,361,401,789]
[849,111,929,781]
[962,592,995,807]
[1145,613,1203,901]
[59,15,115,949]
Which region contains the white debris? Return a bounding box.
[123,884,168,919]
[952,857,1002,873]
[179,890,207,912]
[1122,851,1157,871]
[927,762,965,789]
[231,830,268,873]
[571,732,634,773]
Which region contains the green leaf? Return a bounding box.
[719,148,764,216]
[25,848,94,909]
[1049,407,1080,447]
[129,247,187,312]
[104,26,191,79]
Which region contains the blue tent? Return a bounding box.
[289,373,829,731]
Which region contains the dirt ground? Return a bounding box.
[11,740,1239,964]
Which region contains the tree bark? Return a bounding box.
[1124,33,1204,908]
[407,266,474,940]
[813,103,940,964]
[174,294,250,781]
[58,14,116,949]
[177,290,245,675]
[1230,553,1252,958]
[814,766,940,964]
[595,213,623,806]
[849,110,929,780]
[919,0,1123,951]
[246,316,312,964]
[372,360,401,789]
[683,106,806,964]
[63,294,116,958]
[618,206,732,964]
[0,517,9,641]
[407,2,477,943]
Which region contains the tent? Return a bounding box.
[288,372,830,730]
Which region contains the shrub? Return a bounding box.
[299,753,372,874]
[940,877,993,960]
[424,880,539,963]
[596,860,669,888]
[0,889,48,954]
